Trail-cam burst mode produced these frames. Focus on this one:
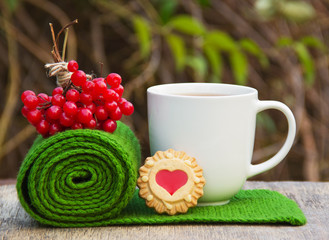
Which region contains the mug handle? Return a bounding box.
[247,100,296,178]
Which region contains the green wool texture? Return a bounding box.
[107,189,306,226]
[16,121,141,227]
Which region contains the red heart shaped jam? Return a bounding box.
[156,170,188,195]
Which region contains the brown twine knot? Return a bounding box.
[45,62,92,89]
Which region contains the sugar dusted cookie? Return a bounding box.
[137,149,205,215]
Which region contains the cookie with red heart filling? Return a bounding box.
[137,149,205,215]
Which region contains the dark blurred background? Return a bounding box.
[0,0,328,182]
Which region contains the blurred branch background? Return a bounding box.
[0,0,328,181]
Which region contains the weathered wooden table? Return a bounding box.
[1,181,328,240]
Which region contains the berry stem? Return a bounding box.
[63,80,73,95]
[63,80,81,96]
[49,19,78,63]
[49,23,61,62]
[99,62,104,77]
[38,96,48,103]
[37,101,52,109]
[55,19,78,46]
[62,28,69,61]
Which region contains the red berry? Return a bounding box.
[103,119,117,133]
[49,123,62,136]
[60,112,75,127]
[82,81,95,93]
[52,87,63,96]
[121,101,134,116]
[80,93,93,105]
[95,106,108,121]
[46,105,62,120]
[104,101,118,112]
[66,89,80,102]
[37,93,50,105]
[104,89,119,102]
[39,108,45,115]
[117,97,128,106]
[94,80,107,95]
[96,94,105,102]
[112,85,124,97]
[63,101,78,116]
[51,94,65,107]
[21,90,35,102]
[91,90,99,102]
[77,108,93,124]
[109,107,122,120]
[71,70,87,86]
[36,120,50,135]
[72,122,83,129]
[106,73,122,88]
[67,60,79,72]
[27,109,42,125]
[85,118,96,129]
[92,78,104,83]
[23,95,39,110]
[85,103,96,113]
[21,106,30,118]
[95,94,105,106]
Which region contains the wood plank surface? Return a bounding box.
[0,179,16,186]
[1,181,328,240]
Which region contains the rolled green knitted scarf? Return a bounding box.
[16,121,140,227]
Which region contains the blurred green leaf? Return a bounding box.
[239,38,269,68]
[254,0,276,20]
[132,16,151,58]
[165,34,186,71]
[256,112,277,133]
[185,55,208,80]
[279,1,315,23]
[203,45,223,81]
[197,0,211,7]
[158,0,178,24]
[167,15,205,35]
[229,50,248,85]
[5,0,20,12]
[293,42,315,85]
[209,74,221,83]
[204,31,237,52]
[300,36,326,51]
[277,37,293,47]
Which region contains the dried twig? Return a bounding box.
[49,23,61,62]
[0,7,20,165]
[0,125,36,160]
[0,15,51,63]
[123,35,161,99]
[91,17,109,75]
[211,1,274,48]
[55,19,78,46]
[16,6,51,51]
[136,0,161,24]
[62,29,69,60]
[300,111,320,181]
[25,0,78,60]
[49,19,78,63]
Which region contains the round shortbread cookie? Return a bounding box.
[137,149,206,215]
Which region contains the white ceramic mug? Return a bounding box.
[147,83,296,205]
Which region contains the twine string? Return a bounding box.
[44,62,92,88]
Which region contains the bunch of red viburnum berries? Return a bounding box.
[21,60,134,137]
